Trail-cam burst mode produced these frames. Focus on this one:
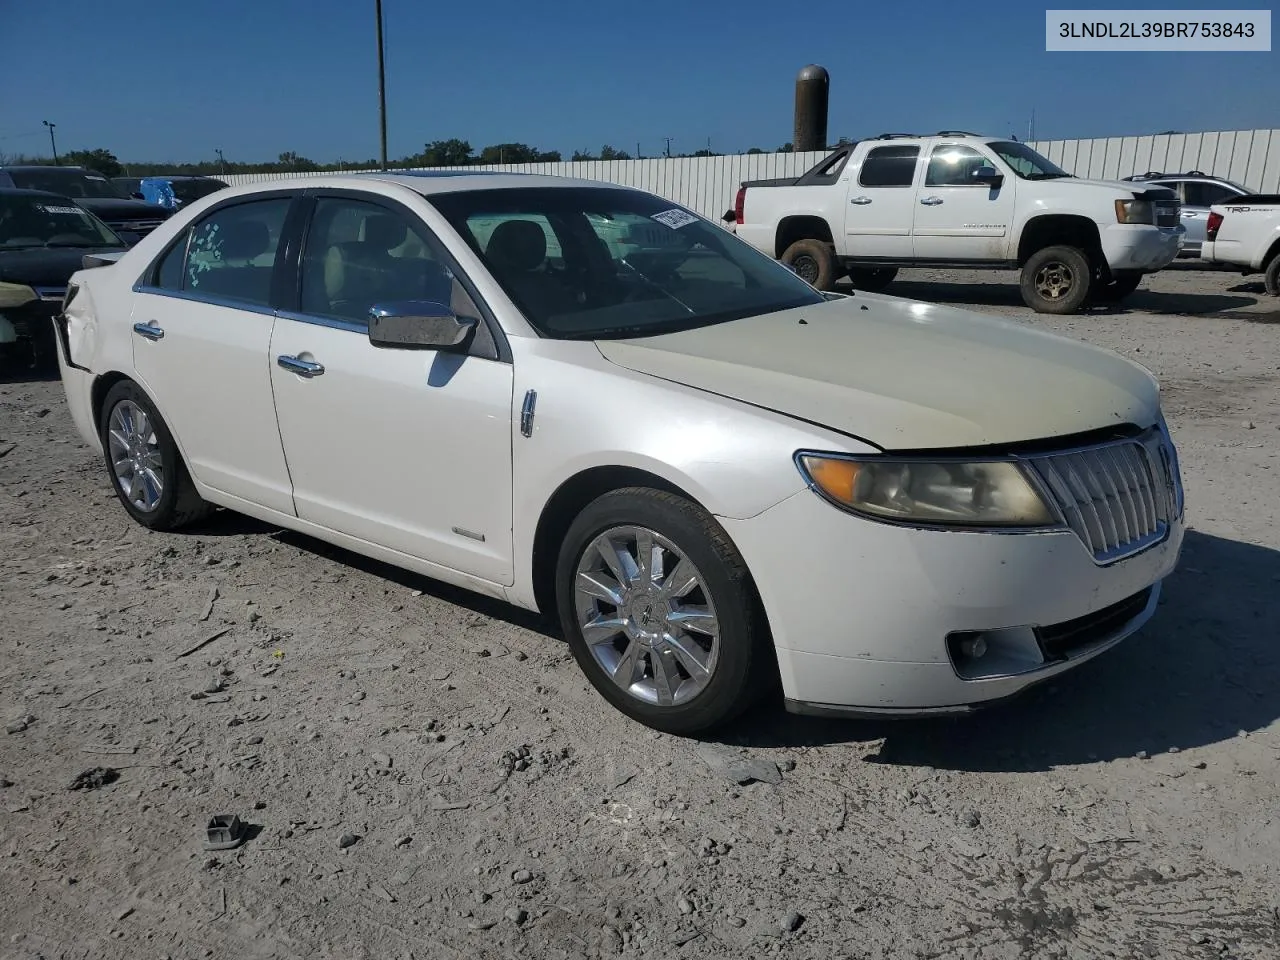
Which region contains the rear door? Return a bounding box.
[130,192,300,515]
[843,143,923,259]
[912,142,1017,261]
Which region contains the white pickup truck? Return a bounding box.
[1198,194,1280,295]
[733,132,1185,314]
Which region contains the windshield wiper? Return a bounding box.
[1028,173,1072,180]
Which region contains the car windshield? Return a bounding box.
[0,193,122,249]
[427,186,826,340]
[987,141,1073,180]
[7,169,128,199]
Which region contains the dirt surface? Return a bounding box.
[3,264,1280,960]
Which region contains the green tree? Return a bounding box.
[276,151,318,171]
[599,145,631,161]
[777,142,794,153]
[746,147,765,154]
[61,148,123,177]
[418,139,473,166]
[479,143,560,164]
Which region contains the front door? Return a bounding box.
[843,143,923,259]
[268,193,515,585]
[130,194,296,515]
[912,143,1018,261]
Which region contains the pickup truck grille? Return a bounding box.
[105,218,166,236]
[1030,428,1181,564]
[1154,201,1181,228]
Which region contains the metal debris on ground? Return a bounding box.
[204,814,247,851]
[68,767,119,791]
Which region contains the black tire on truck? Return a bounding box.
[780,239,839,290]
[1265,254,1280,297]
[1020,245,1093,314]
[846,267,898,293]
[1091,269,1144,304]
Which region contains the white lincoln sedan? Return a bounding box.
[53,171,1185,734]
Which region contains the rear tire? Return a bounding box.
[1265,255,1280,297]
[99,380,213,531]
[1020,245,1093,314]
[780,239,839,290]
[555,487,771,736]
[847,267,898,293]
[1092,269,1144,304]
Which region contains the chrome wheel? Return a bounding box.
[107,399,164,513]
[1034,260,1077,301]
[573,525,720,707]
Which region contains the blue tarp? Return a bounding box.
[139,178,179,209]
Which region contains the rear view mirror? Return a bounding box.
[367,301,477,351]
[971,165,1004,188]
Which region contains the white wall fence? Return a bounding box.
[217,128,1280,222]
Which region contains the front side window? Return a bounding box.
[299,196,481,326]
[925,145,995,186]
[428,186,825,340]
[858,146,921,187]
[0,193,122,249]
[185,198,291,306]
[987,141,1072,180]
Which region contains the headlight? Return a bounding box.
[0,282,38,308]
[1115,199,1154,225]
[796,454,1057,527]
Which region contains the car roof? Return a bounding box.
[0,165,94,174]
[216,170,639,197]
[0,187,80,201]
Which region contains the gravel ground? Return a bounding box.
[2,264,1279,960]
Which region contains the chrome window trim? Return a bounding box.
[130,284,277,319]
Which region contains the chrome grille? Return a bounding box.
[108,218,165,235]
[1032,431,1178,563]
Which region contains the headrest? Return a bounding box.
[220,220,270,261]
[363,213,408,251]
[486,219,547,272]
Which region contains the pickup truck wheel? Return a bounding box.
[1092,270,1144,303]
[847,267,898,292]
[780,239,838,290]
[1020,245,1092,314]
[1265,256,1280,297]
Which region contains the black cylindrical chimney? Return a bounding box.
[794,65,829,152]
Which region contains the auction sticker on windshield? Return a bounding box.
[35,205,86,216]
[651,208,699,229]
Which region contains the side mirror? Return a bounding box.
[367,301,477,351]
[971,165,1004,188]
[116,231,141,247]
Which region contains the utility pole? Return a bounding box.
[636,141,641,160]
[663,137,672,158]
[215,148,226,174]
[375,0,388,171]
[42,120,58,164]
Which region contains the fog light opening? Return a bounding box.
[947,625,1046,681]
[958,634,988,659]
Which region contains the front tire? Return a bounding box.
[99,380,212,531]
[555,487,770,735]
[847,267,898,293]
[1265,255,1280,297]
[1020,245,1093,314]
[780,239,839,290]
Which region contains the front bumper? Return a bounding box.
[1100,223,1184,272]
[720,482,1183,714]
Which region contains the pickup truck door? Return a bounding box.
[912,143,1017,261]
[842,143,923,259]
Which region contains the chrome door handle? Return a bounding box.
[920,196,944,205]
[132,322,164,341]
[277,355,325,377]
[850,196,872,205]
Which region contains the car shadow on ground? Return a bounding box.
[730,529,1280,772]
[862,279,1258,317]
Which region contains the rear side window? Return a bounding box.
[185,198,291,307]
[153,230,190,290]
[858,146,920,187]
[1183,182,1240,207]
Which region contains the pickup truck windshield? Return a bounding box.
[988,142,1072,181]
[7,169,128,199]
[428,186,826,340]
[0,194,121,248]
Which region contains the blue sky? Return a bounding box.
[2,0,1276,163]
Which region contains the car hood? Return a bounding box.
[594,294,1160,451]
[1054,177,1176,196]
[0,246,122,289]
[76,197,171,220]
